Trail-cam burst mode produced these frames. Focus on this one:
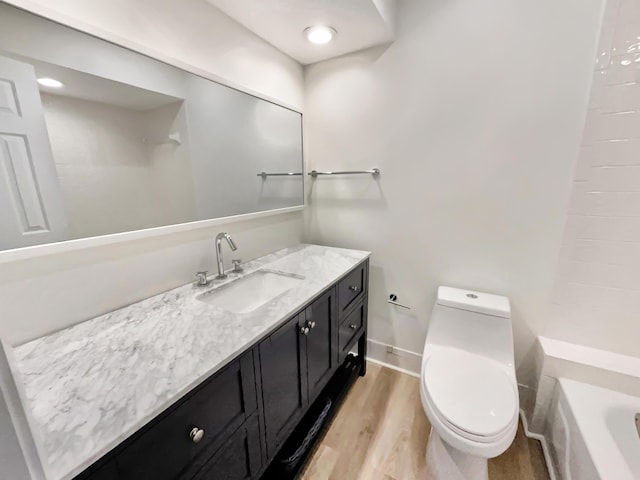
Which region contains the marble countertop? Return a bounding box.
[11,244,370,480]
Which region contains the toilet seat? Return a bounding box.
[423,348,517,442]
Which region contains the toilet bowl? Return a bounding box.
[420,287,519,480]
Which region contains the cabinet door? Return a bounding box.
[259,314,307,459]
[304,288,338,401]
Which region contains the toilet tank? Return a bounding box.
[426,286,514,365]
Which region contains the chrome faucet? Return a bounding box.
[215,232,237,279]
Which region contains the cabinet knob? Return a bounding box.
[189,427,205,443]
[300,326,310,335]
[349,324,357,330]
[349,285,359,292]
[308,321,316,329]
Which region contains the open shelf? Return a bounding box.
[261,354,363,479]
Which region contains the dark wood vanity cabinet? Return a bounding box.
[77,259,368,480]
[259,288,338,458]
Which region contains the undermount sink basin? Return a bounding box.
[196,270,304,314]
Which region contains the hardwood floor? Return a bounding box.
[301,363,549,480]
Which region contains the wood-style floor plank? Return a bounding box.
[301,363,549,480]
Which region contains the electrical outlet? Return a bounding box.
[386,345,397,355]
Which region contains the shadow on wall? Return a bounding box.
[307,175,387,209]
[514,316,544,419]
[366,264,429,356]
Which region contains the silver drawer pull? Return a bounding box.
[189,427,205,443]
[349,324,357,330]
[349,285,359,292]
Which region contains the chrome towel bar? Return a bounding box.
[388,300,411,310]
[308,168,380,178]
[257,172,303,178]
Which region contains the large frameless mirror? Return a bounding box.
[0,2,304,252]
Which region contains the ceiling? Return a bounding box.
[206,0,396,65]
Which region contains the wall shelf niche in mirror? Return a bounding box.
[0,2,304,254]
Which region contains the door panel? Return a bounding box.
[0,79,20,114]
[0,55,68,249]
[0,133,49,231]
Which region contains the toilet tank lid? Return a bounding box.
[436,286,511,318]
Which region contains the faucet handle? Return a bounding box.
[195,271,209,286]
[232,259,243,273]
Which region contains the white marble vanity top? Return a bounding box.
[11,244,370,480]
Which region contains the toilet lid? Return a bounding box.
[423,349,517,438]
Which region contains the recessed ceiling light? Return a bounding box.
[304,26,336,45]
[37,78,64,88]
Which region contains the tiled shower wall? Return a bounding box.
[546,0,640,357]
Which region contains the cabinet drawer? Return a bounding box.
[337,262,367,317]
[192,414,261,480]
[338,302,365,358]
[114,352,257,480]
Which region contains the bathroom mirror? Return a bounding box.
[0,2,303,252]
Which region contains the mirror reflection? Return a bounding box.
[0,3,304,252]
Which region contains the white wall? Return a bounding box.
[42,94,192,239]
[304,0,604,387]
[142,102,198,228]
[0,395,30,480]
[43,93,198,239]
[0,0,304,345]
[545,0,640,358]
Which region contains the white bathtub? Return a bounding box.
[546,378,640,480]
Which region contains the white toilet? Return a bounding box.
[420,286,519,480]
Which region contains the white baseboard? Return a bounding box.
[366,339,421,377]
[519,409,557,480]
[367,356,420,378]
